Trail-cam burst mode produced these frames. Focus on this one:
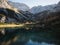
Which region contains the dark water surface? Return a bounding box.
[0,28,60,45]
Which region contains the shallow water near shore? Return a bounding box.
[0,27,60,45]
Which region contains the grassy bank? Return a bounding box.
[0,23,24,28]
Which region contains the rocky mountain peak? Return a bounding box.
[0,0,9,8]
[0,0,7,2]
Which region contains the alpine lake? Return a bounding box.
[0,24,60,45]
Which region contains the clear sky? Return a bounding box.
[9,0,60,8]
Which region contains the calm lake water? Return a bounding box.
[0,28,60,45]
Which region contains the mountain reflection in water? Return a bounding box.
[0,28,60,45]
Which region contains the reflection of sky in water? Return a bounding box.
[26,40,55,45]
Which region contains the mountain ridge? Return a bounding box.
[29,1,60,14]
[8,1,30,11]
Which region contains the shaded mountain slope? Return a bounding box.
[32,10,60,30]
[0,8,33,23]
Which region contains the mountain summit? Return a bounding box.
[0,0,11,9]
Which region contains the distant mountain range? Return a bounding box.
[29,1,60,14]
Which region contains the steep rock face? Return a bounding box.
[0,0,12,9]
[8,1,30,11]
[18,10,33,21]
[0,8,33,23]
[0,0,20,13]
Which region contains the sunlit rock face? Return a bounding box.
[0,0,11,9]
[0,0,19,13]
